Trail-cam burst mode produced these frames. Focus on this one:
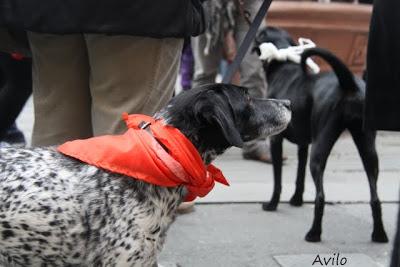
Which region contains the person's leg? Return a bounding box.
[235,0,271,162]
[28,33,93,146]
[235,0,268,98]
[85,34,183,135]
[191,33,223,88]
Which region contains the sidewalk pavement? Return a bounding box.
[16,98,400,266]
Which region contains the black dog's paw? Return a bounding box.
[372,229,389,243]
[289,194,303,207]
[262,202,278,211]
[305,230,321,242]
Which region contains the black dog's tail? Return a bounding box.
[300,47,358,92]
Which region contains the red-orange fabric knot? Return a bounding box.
[58,113,229,201]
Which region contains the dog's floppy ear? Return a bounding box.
[208,106,244,148]
[195,91,244,148]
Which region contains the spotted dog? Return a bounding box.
[0,84,291,266]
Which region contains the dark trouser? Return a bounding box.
[365,0,400,131]
[28,33,183,146]
[0,52,32,140]
[391,200,400,267]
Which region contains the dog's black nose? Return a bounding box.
[279,100,291,110]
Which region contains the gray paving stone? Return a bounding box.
[159,204,397,267]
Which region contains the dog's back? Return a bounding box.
[300,48,366,129]
[0,146,90,265]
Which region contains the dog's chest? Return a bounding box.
[80,176,185,265]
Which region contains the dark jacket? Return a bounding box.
[364,0,400,131]
[0,0,205,39]
[367,3,400,264]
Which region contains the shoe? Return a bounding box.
[243,148,273,163]
[242,140,287,164]
[1,123,26,145]
[177,201,195,214]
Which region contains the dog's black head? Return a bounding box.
[255,26,296,50]
[157,84,291,164]
[254,27,298,77]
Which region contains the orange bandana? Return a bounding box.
[58,113,229,201]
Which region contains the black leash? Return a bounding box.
[222,0,273,84]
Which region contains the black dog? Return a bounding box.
[0,84,290,266]
[255,27,388,243]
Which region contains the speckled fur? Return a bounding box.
[0,146,184,266]
[0,84,291,266]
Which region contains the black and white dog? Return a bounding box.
[0,84,291,266]
[255,27,388,243]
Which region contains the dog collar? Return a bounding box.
[58,113,229,202]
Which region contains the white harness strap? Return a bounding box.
[258,38,321,74]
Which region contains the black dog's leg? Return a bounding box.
[263,135,283,211]
[290,145,308,206]
[306,123,342,242]
[350,129,388,243]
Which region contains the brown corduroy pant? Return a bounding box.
[28,33,183,146]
